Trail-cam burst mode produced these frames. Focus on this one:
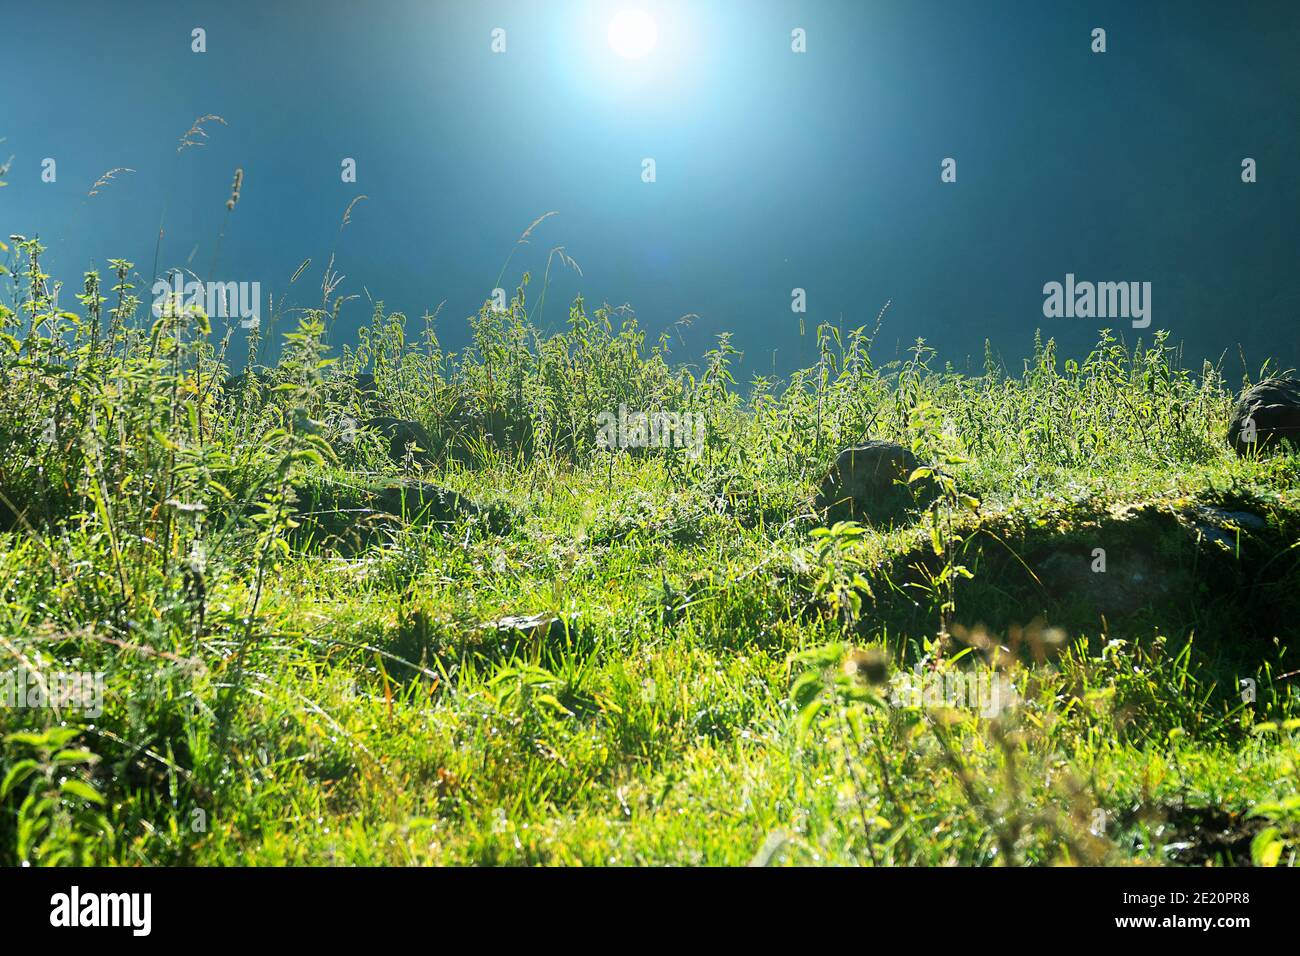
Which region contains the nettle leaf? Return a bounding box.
[790,670,825,709]
[790,643,844,671]
[53,749,98,765]
[4,731,51,747]
[59,779,105,805]
[1,759,40,798]
[795,697,825,741]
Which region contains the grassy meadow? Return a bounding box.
[1,232,1298,867]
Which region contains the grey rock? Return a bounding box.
[289,477,497,552]
[370,480,478,522]
[349,373,386,416]
[1228,378,1300,455]
[1193,506,1268,550]
[293,478,479,526]
[366,416,438,467]
[814,441,929,524]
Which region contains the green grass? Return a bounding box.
[1,235,1298,866]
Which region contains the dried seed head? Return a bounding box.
[226,168,244,209]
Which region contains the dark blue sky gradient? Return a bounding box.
[2,0,1297,376]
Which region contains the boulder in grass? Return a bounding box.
[352,371,379,400]
[370,480,479,523]
[814,441,931,525]
[366,416,438,468]
[1228,378,1300,455]
[221,368,271,402]
[321,371,382,414]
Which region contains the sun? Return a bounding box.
[608,9,658,59]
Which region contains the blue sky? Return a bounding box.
[3,0,1297,374]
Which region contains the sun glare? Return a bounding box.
[608,9,657,59]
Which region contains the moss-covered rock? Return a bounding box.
[815,491,1300,642]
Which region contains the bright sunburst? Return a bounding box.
[608,9,657,59]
